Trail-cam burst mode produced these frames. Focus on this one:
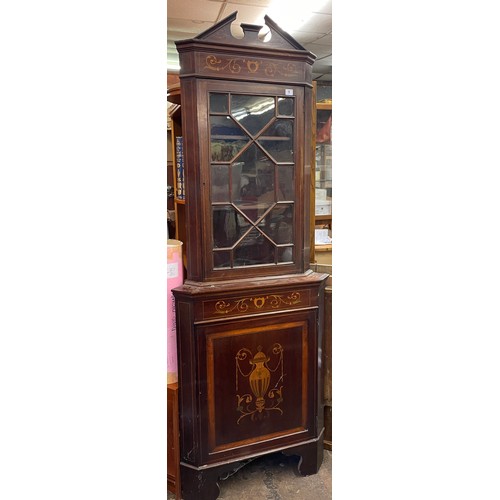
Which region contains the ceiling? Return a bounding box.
[167,0,332,81]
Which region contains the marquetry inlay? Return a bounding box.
[200,54,301,79]
[235,343,284,424]
[216,292,300,313]
[201,290,311,320]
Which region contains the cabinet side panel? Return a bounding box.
[175,299,200,463]
[303,85,313,268]
[180,77,203,281]
[316,283,326,435]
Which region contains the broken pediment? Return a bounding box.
[186,11,308,52]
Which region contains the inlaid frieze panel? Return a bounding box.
[202,289,310,319]
[195,53,306,83]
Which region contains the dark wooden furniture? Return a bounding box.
[167,383,181,499]
[172,12,328,499]
[324,279,333,450]
[167,84,188,268]
[312,263,332,450]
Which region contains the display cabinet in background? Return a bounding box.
[167,83,187,269]
[315,101,332,218]
[310,83,332,265]
[171,12,328,500]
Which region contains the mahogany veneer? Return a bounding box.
[172,12,327,499]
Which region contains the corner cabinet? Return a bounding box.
[172,12,328,500]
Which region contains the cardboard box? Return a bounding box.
[316,188,327,200]
[315,199,332,215]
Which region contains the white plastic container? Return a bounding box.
[315,199,332,215]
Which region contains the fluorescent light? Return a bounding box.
[266,0,330,32]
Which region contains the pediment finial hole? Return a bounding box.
[258,25,272,43]
[230,22,244,39]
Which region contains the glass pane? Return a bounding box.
[210,115,249,162]
[214,250,231,268]
[213,205,243,248]
[236,200,274,224]
[208,92,298,272]
[316,109,331,143]
[231,161,245,203]
[232,144,275,222]
[212,165,229,202]
[277,165,294,201]
[316,84,332,103]
[231,95,275,136]
[277,97,294,116]
[278,246,293,263]
[258,119,294,162]
[234,228,275,266]
[259,206,293,245]
[210,93,228,114]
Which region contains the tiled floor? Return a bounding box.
[168,449,332,500]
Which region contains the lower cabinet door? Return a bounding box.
[196,308,319,464]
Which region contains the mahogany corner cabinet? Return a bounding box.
[172,12,329,500]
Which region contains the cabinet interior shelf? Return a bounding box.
[316,102,331,110]
[315,214,332,223]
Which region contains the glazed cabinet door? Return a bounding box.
[183,79,311,282]
[192,308,320,465]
